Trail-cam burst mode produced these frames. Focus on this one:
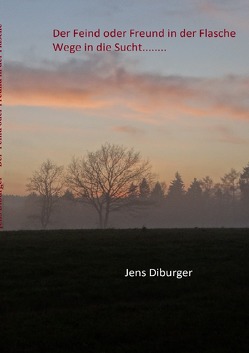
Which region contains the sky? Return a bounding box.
[1,0,249,195]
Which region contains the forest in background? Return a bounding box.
[3,163,249,230]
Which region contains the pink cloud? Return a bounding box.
[112,125,143,134]
[208,125,248,144]
[4,56,249,123]
[198,0,249,30]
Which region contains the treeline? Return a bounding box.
[3,165,249,230]
[3,143,249,229]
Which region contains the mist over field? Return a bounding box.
[4,160,249,230]
[3,190,249,230]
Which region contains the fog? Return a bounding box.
[3,191,249,231]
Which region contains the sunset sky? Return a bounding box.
[1,0,249,195]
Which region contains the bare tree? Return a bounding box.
[67,143,152,228]
[26,159,64,229]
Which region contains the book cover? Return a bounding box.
[0,1,248,352]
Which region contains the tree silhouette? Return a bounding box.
[150,182,165,204]
[26,160,64,229]
[186,178,202,203]
[67,143,151,228]
[213,183,223,201]
[201,176,214,199]
[239,163,249,205]
[139,178,151,200]
[128,182,138,201]
[167,172,185,202]
[62,189,75,201]
[221,168,239,203]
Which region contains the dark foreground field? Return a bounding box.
[0,228,248,353]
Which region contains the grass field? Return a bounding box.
[0,228,249,353]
